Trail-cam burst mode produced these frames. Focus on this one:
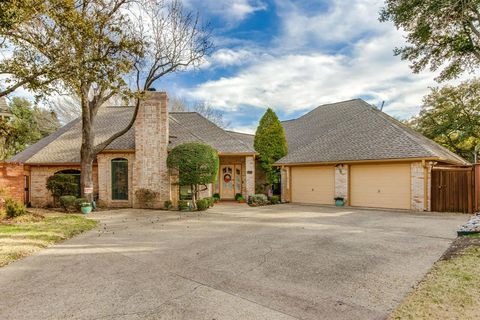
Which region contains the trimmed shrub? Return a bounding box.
[46,174,79,198]
[212,193,220,202]
[59,195,77,212]
[74,198,88,211]
[164,200,173,210]
[234,193,243,201]
[5,198,27,218]
[196,199,209,211]
[269,195,280,204]
[178,200,190,211]
[206,197,214,207]
[248,194,268,206]
[135,188,157,208]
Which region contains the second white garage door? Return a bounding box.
[291,166,335,205]
[350,163,411,210]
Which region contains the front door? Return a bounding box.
[220,164,242,199]
[220,165,235,199]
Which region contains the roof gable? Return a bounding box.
[277,99,468,165]
[9,107,254,164]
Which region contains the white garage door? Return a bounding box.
[350,163,411,209]
[291,166,335,205]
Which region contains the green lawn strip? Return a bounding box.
[0,215,97,267]
[391,245,480,319]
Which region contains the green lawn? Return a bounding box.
[391,237,480,319]
[0,214,97,267]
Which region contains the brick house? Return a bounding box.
[3,94,469,211]
[7,92,257,208]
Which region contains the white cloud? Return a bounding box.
[184,0,267,24]
[188,28,444,118]
[229,124,257,134]
[275,0,388,50]
[187,0,472,119]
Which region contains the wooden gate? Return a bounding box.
[431,167,475,213]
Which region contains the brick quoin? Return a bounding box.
[0,163,25,204]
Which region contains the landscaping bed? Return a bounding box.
[390,234,480,319]
[0,208,97,267]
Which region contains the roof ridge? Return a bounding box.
[226,130,254,137]
[277,104,370,163]
[169,113,209,144]
[8,118,81,163]
[370,107,469,164]
[283,98,367,123]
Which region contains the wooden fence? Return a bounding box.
[431,166,475,213]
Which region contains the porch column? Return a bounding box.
[245,155,255,197]
[281,166,290,202]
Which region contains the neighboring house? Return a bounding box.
[4,94,468,211]
[276,99,469,211]
[0,97,12,120]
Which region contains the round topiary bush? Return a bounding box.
[196,199,209,211]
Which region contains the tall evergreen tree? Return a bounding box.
[254,108,288,190]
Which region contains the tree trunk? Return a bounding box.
[80,94,95,203]
[192,184,197,209]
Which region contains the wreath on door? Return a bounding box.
[223,173,232,183]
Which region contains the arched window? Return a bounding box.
[55,169,81,197]
[111,158,128,200]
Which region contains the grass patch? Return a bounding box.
[390,242,480,319]
[0,214,97,267]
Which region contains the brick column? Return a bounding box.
[133,91,170,208]
[411,161,431,211]
[334,164,349,203]
[281,166,290,202]
[245,155,255,197]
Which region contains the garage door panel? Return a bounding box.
[350,164,410,209]
[291,166,335,205]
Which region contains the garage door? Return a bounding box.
[291,166,335,204]
[350,163,410,209]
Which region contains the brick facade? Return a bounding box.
[97,152,135,208]
[245,156,255,197]
[334,164,349,202]
[410,161,432,211]
[280,166,290,202]
[0,163,25,204]
[132,91,170,208]
[29,165,98,207]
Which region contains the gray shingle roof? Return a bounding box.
[276,99,468,165]
[9,107,254,164]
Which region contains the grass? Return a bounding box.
[390,240,480,319]
[0,213,97,267]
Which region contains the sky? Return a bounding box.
[3,0,463,133]
[152,0,453,134]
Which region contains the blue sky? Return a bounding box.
[155,0,449,133]
[4,0,459,133]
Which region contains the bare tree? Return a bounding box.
[1,0,212,202]
[169,96,230,128]
[46,95,81,124]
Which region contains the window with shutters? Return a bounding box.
[111,158,128,200]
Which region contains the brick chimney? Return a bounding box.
[133,91,170,208]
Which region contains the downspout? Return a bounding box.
[422,160,428,211]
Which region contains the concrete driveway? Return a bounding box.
[0,204,466,320]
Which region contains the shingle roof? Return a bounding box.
[276,99,468,165]
[9,107,254,164]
